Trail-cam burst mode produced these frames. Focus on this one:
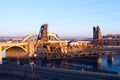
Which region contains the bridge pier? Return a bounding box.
[28,41,35,57]
[107,55,114,65]
[0,44,2,64]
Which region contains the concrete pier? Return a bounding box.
[107,55,114,64]
[0,44,2,64]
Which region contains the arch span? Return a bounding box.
[4,46,28,58]
[21,33,38,43]
[21,33,60,43]
[48,33,60,41]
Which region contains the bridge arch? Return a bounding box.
[3,46,28,58]
[48,33,60,41]
[21,33,38,43]
[21,33,60,43]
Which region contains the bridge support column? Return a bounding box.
[0,44,2,64]
[28,41,35,57]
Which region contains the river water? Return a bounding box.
[100,54,120,72]
[59,54,120,72]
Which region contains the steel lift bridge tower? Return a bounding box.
[0,24,89,63]
[35,24,89,59]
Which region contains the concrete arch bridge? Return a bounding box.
[0,33,60,58]
[0,32,89,64]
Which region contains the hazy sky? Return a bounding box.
[0,0,120,37]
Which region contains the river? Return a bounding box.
[56,54,120,72]
[100,54,120,72]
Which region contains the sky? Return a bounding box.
[0,0,120,37]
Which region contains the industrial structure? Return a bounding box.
[0,24,119,64]
[0,24,89,63]
[93,26,120,46]
[34,24,89,59]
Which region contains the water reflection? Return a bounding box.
[107,55,114,66]
[101,54,120,72]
